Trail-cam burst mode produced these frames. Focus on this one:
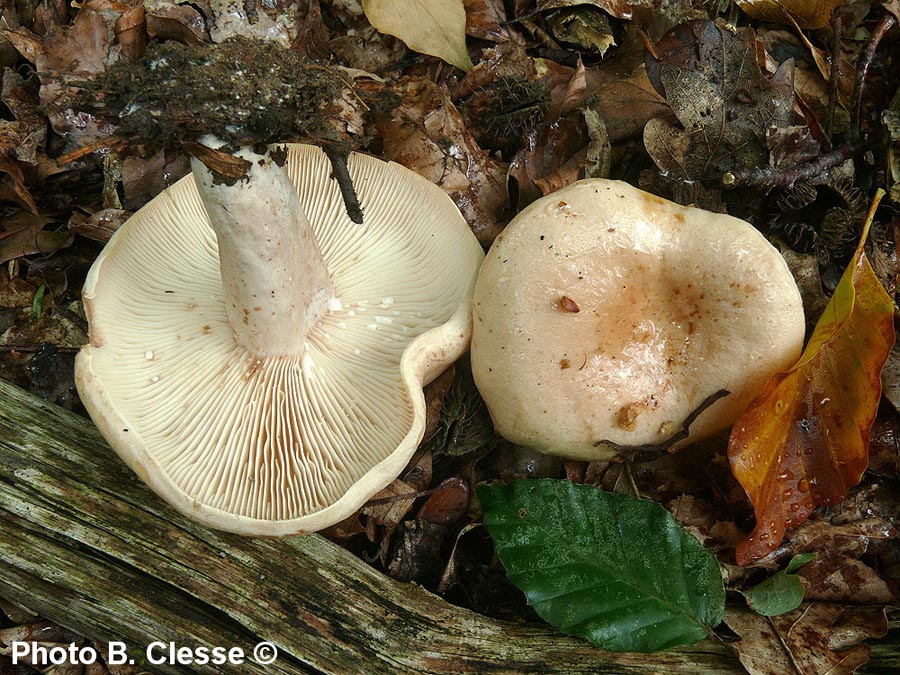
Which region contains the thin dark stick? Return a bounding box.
[323,145,364,224]
[826,15,842,143]
[722,145,855,190]
[852,12,897,142]
[0,345,81,354]
[593,389,731,462]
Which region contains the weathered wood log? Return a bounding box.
[0,379,896,674]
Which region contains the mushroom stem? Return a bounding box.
[191,145,334,358]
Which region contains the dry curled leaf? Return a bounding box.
[362,0,473,71]
[725,604,887,675]
[729,193,896,565]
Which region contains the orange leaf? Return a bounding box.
[728,191,896,565]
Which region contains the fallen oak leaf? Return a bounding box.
[729,190,896,565]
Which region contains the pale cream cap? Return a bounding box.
[471,179,805,460]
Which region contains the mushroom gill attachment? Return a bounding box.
[76,144,484,535]
[471,179,805,460]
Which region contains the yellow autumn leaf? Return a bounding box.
[362,0,473,71]
[728,190,896,565]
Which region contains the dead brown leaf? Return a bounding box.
[67,208,131,243]
[114,4,148,61]
[379,78,508,242]
[724,604,886,675]
[121,152,190,210]
[423,365,456,443]
[768,515,898,564]
[464,0,516,42]
[0,69,45,167]
[0,211,74,264]
[361,479,419,533]
[735,0,845,30]
[539,0,636,20]
[0,157,38,214]
[144,6,208,46]
[799,552,895,604]
[387,519,446,584]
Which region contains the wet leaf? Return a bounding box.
[724,604,887,675]
[729,192,896,565]
[362,0,473,71]
[743,553,816,616]
[418,476,471,526]
[479,480,725,652]
[735,0,845,30]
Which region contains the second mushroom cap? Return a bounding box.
[471,179,806,460]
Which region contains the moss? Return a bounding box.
[82,37,345,151]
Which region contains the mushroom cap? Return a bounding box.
[76,144,484,535]
[471,179,805,460]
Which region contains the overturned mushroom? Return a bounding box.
[471,179,805,460]
[76,143,484,535]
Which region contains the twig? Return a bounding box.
[364,485,439,506]
[722,145,855,190]
[57,138,126,166]
[593,389,731,462]
[0,345,81,354]
[323,144,364,224]
[852,11,897,142]
[825,14,842,143]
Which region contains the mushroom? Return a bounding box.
[471,179,805,460]
[76,143,484,535]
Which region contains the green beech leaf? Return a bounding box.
[478,479,725,652]
[743,553,817,616]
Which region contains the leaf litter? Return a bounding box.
[1,0,900,671]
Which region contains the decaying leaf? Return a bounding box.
[643,20,793,183]
[545,6,617,57]
[729,193,896,565]
[463,0,515,43]
[539,0,635,21]
[799,551,895,604]
[205,0,296,45]
[735,0,845,30]
[0,211,71,264]
[725,604,887,675]
[378,78,508,242]
[362,0,473,71]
